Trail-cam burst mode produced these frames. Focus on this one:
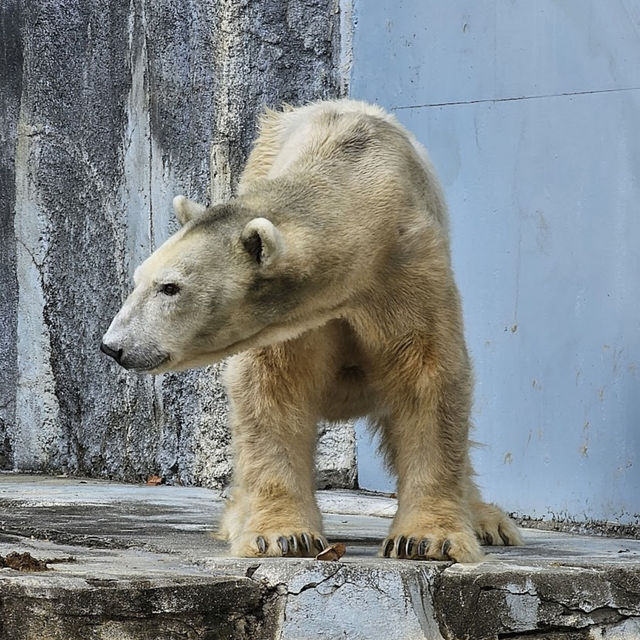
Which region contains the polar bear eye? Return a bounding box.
[160,283,180,296]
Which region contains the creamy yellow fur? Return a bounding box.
[227,99,521,562]
[103,99,522,562]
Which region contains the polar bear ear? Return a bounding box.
[173,195,207,226]
[241,218,285,268]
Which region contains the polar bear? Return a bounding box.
[101,99,522,562]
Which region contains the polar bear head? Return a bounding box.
[100,195,298,373]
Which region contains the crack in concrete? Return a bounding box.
[540,597,627,625]
[16,238,49,274]
[475,582,624,616]
[434,566,640,640]
[392,86,640,111]
[259,564,347,597]
[475,580,639,617]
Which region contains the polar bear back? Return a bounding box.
[238,99,450,238]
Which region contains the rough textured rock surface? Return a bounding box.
[0,576,275,640]
[0,0,356,489]
[0,0,21,471]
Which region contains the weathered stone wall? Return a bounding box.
[0,0,356,489]
[0,0,21,470]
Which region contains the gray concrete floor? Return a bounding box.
[1,473,639,639]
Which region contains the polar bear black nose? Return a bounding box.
[100,342,123,364]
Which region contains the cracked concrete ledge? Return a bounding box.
[1,475,640,640]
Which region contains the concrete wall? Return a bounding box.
[0,0,356,489]
[350,0,640,523]
[4,0,638,524]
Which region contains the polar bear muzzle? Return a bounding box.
[100,337,170,372]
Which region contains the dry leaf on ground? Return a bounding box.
[315,543,346,561]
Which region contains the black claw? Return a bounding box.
[383,538,394,557]
[288,535,298,554]
[300,533,312,554]
[256,536,267,554]
[313,537,326,552]
[417,539,430,557]
[277,536,289,555]
[498,525,510,546]
[405,537,417,558]
[441,539,452,558]
[484,532,494,546]
[394,536,407,558]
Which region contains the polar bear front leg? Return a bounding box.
[379,422,483,563]
[221,333,335,558]
[376,350,484,563]
[377,389,521,561]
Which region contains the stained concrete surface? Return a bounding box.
[1,474,639,640]
[349,0,640,523]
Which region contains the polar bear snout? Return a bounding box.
[101,317,170,371]
[100,336,170,372]
[100,342,124,365]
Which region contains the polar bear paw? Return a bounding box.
[231,531,329,558]
[380,528,484,563]
[472,502,523,547]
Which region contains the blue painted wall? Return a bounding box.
[350,0,640,523]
